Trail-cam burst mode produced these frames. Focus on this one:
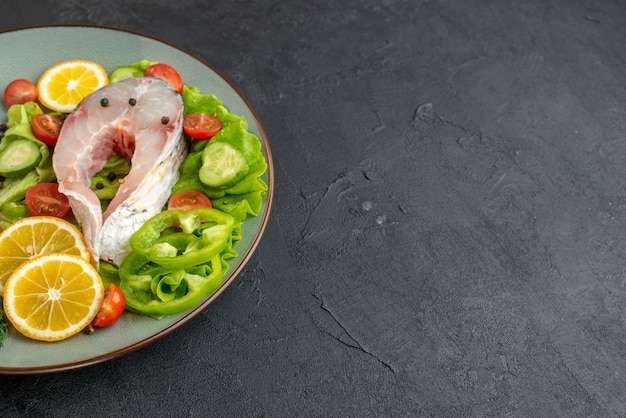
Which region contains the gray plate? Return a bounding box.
[0,25,273,374]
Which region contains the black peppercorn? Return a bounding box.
[100,98,109,107]
[128,98,137,106]
[161,116,170,125]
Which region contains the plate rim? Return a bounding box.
[0,24,274,375]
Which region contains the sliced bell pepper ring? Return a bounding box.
[119,252,224,318]
[129,207,235,270]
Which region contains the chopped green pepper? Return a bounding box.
[119,252,224,318]
[90,154,131,200]
[2,201,29,219]
[128,207,235,270]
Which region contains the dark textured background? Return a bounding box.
[2,0,626,416]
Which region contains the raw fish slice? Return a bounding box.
[53,77,186,265]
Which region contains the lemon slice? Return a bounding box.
[37,60,108,113]
[0,216,91,295]
[3,253,104,342]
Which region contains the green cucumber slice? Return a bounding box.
[199,142,249,188]
[0,139,42,177]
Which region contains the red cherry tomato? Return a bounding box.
[25,183,71,218]
[167,191,212,211]
[183,113,222,140]
[144,63,183,93]
[92,283,126,328]
[31,114,64,147]
[3,78,37,108]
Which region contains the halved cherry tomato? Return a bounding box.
[31,114,64,147]
[92,283,126,328]
[3,78,37,108]
[183,113,222,140]
[144,63,183,93]
[167,191,212,210]
[25,183,71,218]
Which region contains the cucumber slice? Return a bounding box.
[0,139,42,177]
[199,142,249,188]
[109,60,157,83]
[108,67,139,83]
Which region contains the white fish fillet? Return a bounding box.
[53,77,186,266]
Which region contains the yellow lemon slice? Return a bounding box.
[3,253,104,342]
[0,216,91,295]
[37,60,108,113]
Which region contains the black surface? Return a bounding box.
[2,0,626,416]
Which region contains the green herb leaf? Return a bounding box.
[0,297,8,348]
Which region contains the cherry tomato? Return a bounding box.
[92,283,126,328]
[25,183,71,218]
[144,63,183,93]
[31,114,64,147]
[167,191,212,211]
[183,113,222,140]
[3,78,37,108]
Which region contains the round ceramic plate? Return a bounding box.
[0,25,273,374]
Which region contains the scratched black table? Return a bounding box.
[1,0,626,416]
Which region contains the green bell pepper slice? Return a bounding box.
[119,252,224,318]
[129,207,235,270]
